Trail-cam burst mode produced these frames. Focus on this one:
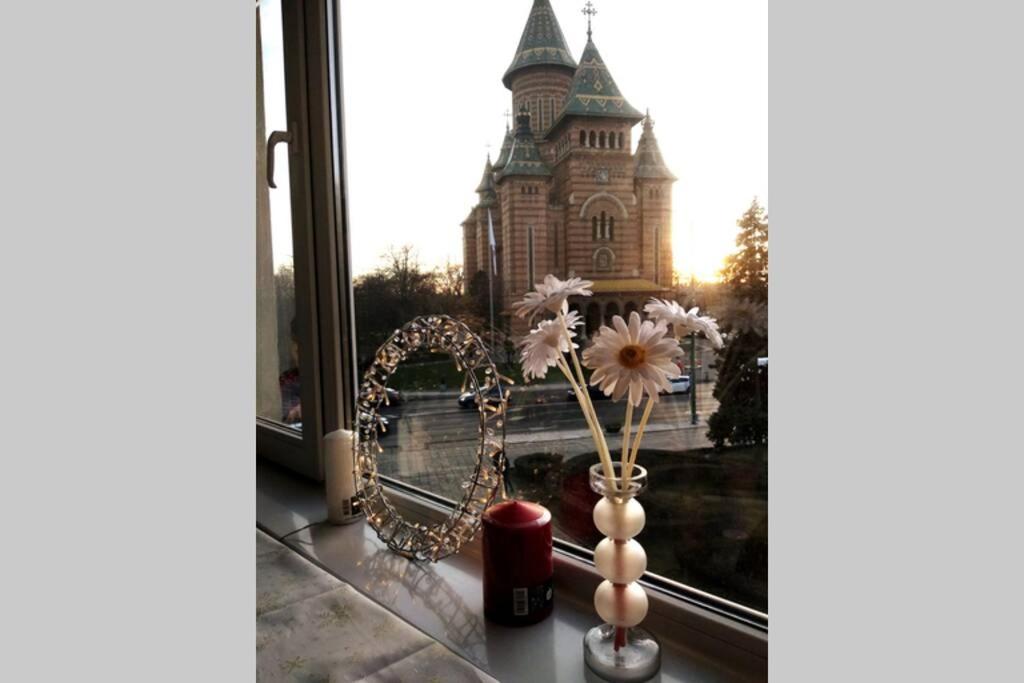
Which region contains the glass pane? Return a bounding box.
[257,0,300,430]
[340,1,766,612]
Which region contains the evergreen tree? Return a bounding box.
[708,199,769,447]
[721,198,768,303]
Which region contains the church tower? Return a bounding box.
[634,112,677,288]
[503,0,578,147]
[495,108,552,301]
[462,1,677,339]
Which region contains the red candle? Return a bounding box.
[482,500,553,626]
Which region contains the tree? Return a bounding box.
[708,199,769,447]
[721,198,768,303]
[351,246,489,368]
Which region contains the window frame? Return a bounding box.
[257,0,356,481]
[258,0,768,633]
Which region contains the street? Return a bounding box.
[373,383,719,501]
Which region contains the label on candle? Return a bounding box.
[511,579,553,617]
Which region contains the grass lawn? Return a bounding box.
[508,444,768,612]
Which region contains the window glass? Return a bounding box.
[340,0,767,612]
[257,0,300,430]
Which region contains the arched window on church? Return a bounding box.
[654,224,661,282]
[608,216,615,241]
[592,216,599,241]
[618,132,624,149]
[600,211,607,239]
[580,130,586,147]
[599,131,606,148]
[589,130,596,147]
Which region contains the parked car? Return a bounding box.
[457,384,510,409]
[567,384,610,402]
[665,375,691,395]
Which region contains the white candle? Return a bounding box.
[324,429,361,524]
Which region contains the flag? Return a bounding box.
[487,208,498,273]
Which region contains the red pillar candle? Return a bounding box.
[482,500,553,626]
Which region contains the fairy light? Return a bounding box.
[355,315,510,562]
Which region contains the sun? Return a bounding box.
[672,221,734,284]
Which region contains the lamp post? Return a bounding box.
[689,332,698,425]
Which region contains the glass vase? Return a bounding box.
[583,463,660,682]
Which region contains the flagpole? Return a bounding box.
[487,208,496,351]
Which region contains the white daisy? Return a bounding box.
[519,310,582,381]
[643,298,724,349]
[513,274,594,322]
[691,315,724,349]
[582,311,682,406]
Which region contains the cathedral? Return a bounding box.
[462,0,677,338]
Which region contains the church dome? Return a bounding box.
[502,0,577,89]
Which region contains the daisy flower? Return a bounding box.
[583,311,682,406]
[513,275,593,322]
[644,298,724,349]
[518,310,582,381]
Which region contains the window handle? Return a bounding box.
[266,129,293,189]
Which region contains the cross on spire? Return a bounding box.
[582,1,597,39]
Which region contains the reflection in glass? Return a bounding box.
[257,0,299,429]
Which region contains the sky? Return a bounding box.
[269,0,767,282]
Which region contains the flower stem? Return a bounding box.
[556,356,616,487]
[624,396,656,480]
[556,313,616,489]
[621,400,633,470]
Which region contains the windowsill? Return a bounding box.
[257,459,767,682]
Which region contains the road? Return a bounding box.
[372,383,719,501]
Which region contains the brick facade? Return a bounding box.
[463,1,677,338]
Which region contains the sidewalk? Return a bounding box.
[401,381,571,400]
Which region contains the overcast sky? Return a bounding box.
[269,0,767,281]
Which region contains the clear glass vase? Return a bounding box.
[583,463,661,682]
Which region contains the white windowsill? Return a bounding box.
[257,459,767,682]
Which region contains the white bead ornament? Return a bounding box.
[594,538,647,584]
[594,580,649,627]
[593,496,645,540]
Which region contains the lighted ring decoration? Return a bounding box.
[355,315,510,561]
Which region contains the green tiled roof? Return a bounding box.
[475,156,496,193]
[492,127,514,172]
[634,113,677,180]
[496,111,551,179]
[475,156,498,207]
[554,36,642,126]
[503,0,577,89]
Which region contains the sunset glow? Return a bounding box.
[335,0,766,280]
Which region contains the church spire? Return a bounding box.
[503,0,577,89]
[492,125,514,173]
[475,155,498,206]
[634,111,677,181]
[496,107,551,179]
[553,30,643,127]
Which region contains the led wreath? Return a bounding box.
[355,315,511,562]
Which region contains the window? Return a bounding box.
[332,0,768,619]
[257,0,355,481]
[527,225,535,290]
[257,0,298,431]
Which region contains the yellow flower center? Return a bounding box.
[618,344,646,369]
